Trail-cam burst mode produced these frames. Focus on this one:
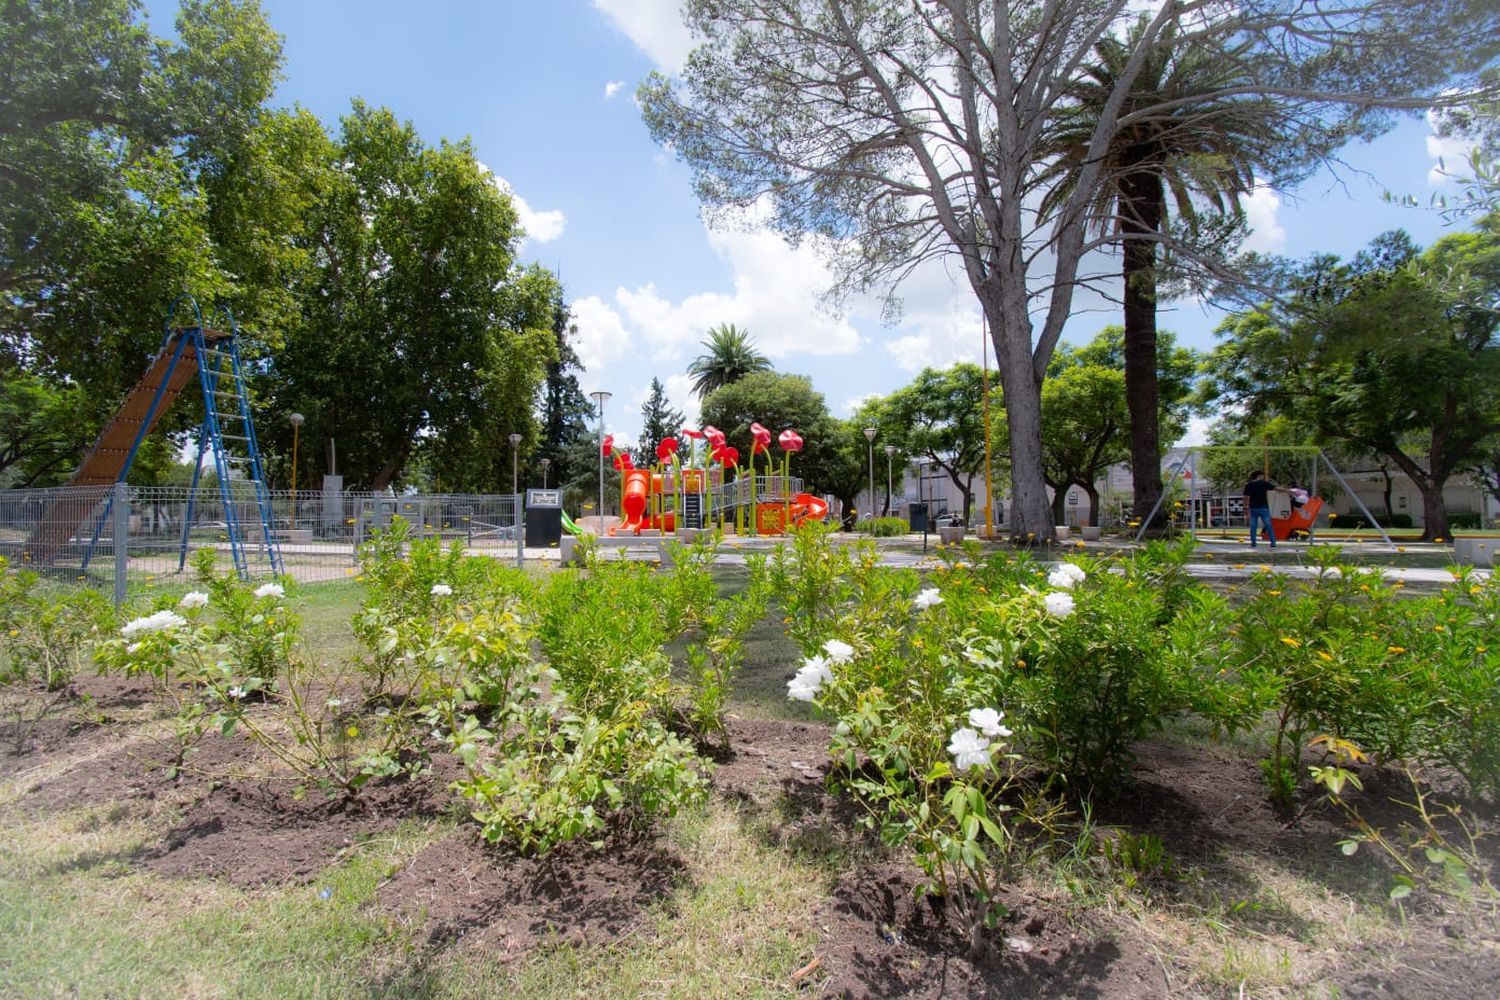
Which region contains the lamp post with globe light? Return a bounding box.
[884,444,896,516]
[289,412,304,529]
[590,390,611,528]
[863,427,877,525]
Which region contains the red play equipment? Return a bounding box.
[597,422,823,537]
[755,493,829,534]
[1269,497,1323,541]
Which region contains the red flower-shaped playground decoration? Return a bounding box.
[749,421,772,455]
[712,444,739,467]
[656,437,679,464]
[703,425,726,448]
[680,427,705,440]
[601,433,614,457]
[613,450,634,471]
[778,429,803,453]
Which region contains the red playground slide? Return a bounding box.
[609,469,651,535]
[1270,497,1323,541]
[788,492,829,526]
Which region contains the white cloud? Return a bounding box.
[476,164,567,244]
[570,295,632,375]
[1176,414,1213,448]
[840,392,879,417]
[884,334,934,374]
[664,373,701,428]
[1241,183,1285,254]
[604,80,625,100]
[1425,110,1475,186]
[592,0,695,73]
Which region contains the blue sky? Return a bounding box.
[147,0,1477,445]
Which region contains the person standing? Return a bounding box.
[1243,471,1287,549]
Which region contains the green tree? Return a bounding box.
[1206,221,1500,540]
[859,365,1004,524]
[1,0,281,363]
[1038,18,1281,527]
[534,295,594,491]
[641,0,1493,543]
[700,370,862,521]
[0,372,87,487]
[259,102,555,491]
[686,323,770,399]
[637,377,685,462]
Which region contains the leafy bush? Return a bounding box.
[0,559,113,690]
[853,516,909,537]
[1446,512,1481,530]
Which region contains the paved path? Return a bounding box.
[516,534,1489,586]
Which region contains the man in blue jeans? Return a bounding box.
[1243,471,1287,548]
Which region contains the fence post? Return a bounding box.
[515,493,524,568]
[113,482,129,607]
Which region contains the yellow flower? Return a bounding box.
[1015,659,1026,669]
[1359,585,1370,592]
[1435,537,1445,543]
[1397,546,1406,553]
[1317,651,1333,661]
[1267,589,1282,596]
[6,629,17,638]
[1280,636,1301,648]
[1478,646,1489,653]
[346,726,359,739]
[1387,645,1406,654]
[1434,625,1446,633]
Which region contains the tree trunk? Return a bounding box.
[1417,478,1450,542]
[1050,482,1068,524]
[1084,483,1102,528]
[988,293,1054,545]
[1120,168,1166,529]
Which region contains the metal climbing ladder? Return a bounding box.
[177,305,283,579]
[27,296,282,580]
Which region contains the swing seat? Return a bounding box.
[1271,497,1322,540]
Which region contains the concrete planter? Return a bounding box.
[1054,525,1070,541]
[1453,536,1496,567]
[938,526,966,546]
[1081,526,1102,541]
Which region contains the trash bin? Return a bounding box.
[524,489,563,548]
[908,502,929,534]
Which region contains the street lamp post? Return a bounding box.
[539,457,551,490]
[289,412,304,529]
[863,427,877,525]
[883,444,896,517]
[590,390,612,529]
[508,433,522,495]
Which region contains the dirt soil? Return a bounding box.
[4,698,1498,998]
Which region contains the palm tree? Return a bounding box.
[686,323,772,399]
[1040,19,1281,525]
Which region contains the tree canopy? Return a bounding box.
[641,0,1498,542]
[1204,218,1500,539]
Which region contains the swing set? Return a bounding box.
[1134,445,1395,547]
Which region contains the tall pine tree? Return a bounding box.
[535,295,594,488]
[637,377,685,462]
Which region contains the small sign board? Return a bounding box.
[526,489,561,508]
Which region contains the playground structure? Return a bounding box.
[25,297,283,580]
[1136,446,1393,546]
[570,425,829,541]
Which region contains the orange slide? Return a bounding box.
[754,493,829,534]
[609,469,651,535]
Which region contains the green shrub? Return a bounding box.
[854,516,910,537]
[1446,512,1481,530]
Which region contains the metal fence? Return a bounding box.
[0,484,523,599]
